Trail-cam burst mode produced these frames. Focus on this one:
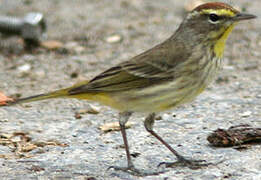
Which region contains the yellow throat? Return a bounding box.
[214,24,235,58]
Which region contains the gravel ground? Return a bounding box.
[0,0,260,179]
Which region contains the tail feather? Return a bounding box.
[3,80,91,106]
[6,88,69,106]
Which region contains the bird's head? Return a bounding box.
[177,2,256,57]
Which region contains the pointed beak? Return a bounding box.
[233,13,257,21]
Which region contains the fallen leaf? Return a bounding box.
[0,154,14,159]
[21,143,38,152]
[0,92,14,106]
[99,122,134,132]
[0,132,68,159]
[41,40,64,50]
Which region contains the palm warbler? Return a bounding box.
[3,2,256,176]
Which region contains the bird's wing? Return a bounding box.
[69,41,187,94]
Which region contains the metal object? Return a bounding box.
[0,12,47,45]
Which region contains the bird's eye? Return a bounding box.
[209,14,219,23]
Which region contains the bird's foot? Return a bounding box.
[158,157,214,170]
[108,164,167,177]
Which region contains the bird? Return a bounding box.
[2,2,256,176]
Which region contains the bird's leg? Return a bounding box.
[144,113,211,169]
[119,111,133,168]
[109,111,166,176]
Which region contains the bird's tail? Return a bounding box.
[1,80,118,109]
[5,88,70,106]
[2,80,92,106]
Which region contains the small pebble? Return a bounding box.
[105,34,122,43]
[74,113,82,119]
[155,116,162,120]
[223,65,235,70]
[28,165,45,172]
[77,104,101,115]
[87,104,101,114]
[162,113,171,121]
[240,111,252,117]
[70,72,79,79]
[18,64,31,73]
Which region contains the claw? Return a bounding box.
[158,157,225,169]
[159,158,208,169]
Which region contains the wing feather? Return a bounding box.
[69,40,188,94]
